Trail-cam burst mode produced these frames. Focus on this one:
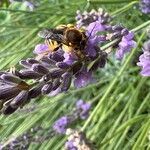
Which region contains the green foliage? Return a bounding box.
[0,0,150,150]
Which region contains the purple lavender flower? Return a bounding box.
[137,40,150,76]
[74,68,94,88]
[75,99,91,119]
[85,21,107,58]
[86,20,106,37]
[115,32,136,60]
[63,52,77,65]
[65,140,78,150]
[33,43,49,54]
[140,0,150,14]
[85,35,105,58]
[52,116,68,134]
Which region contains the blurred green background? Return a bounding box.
[0,0,150,150]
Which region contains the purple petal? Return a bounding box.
[63,52,77,65]
[33,44,49,54]
[124,32,134,40]
[116,32,136,60]
[74,69,95,88]
[53,116,68,134]
[140,66,150,76]
[86,21,106,37]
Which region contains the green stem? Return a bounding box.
[99,115,149,147]
[132,118,150,150]
[88,0,139,4]
[111,1,139,16]
[132,20,150,32]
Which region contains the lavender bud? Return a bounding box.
[10,91,29,108]
[52,79,61,90]
[41,57,56,66]
[0,74,21,85]
[0,86,20,101]
[121,28,129,36]
[112,25,123,31]
[61,72,72,92]
[56,62,70,69]
[71,62,83,75]
[32,64,49,75]
[41,82,53,95]
[26,58,39,64]
[19,70,42,79]
[48,51,64,62]
[49,68,65,78]
[2,104,18,115]
[28,83,44,98]
[19,60,32,68]
[110,32,121,40]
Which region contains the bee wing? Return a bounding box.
[38,29,64,42]
[38,29,53,38]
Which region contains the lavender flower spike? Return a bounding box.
[137,40,150,76]
[139,0,150,14]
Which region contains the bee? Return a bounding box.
[38,24,87,58]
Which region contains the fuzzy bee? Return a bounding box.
[38,24,87,58]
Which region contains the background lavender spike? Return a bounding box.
[52,100,91,134]
[76,8,112,27]
[139,0,150,14]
